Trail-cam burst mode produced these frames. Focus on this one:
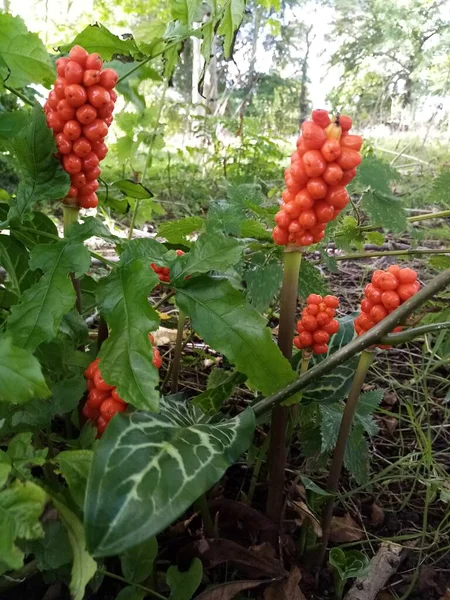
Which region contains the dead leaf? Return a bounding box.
[193,579,268,599]
[329,514,364,543]
[210,499,278,536]
[370,503,385,526]
[263,567,307,600]
[383,391,398,406]
[290,500,323,537]
[181,538,287,579]
[381,417,398,435]
[249,543,276,561]
[439,590,450,600]
[377,593,395,600]
[153,326,179,345]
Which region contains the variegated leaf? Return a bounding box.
[84,400,255,557]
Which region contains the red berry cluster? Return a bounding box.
[273,110,363,247]
[151,250,184,283]
[44,45,118,209]
[294,294,340,355]
[83,359,126,436]
[354,265,420,345]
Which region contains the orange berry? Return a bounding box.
[293,336,303,349]
[291,150,301,164]
[298,233,314,246]
[321,139,341,162]
[298,331,314,347]
[301,120,327,150]
[341,134,363,151]
[381,290,401,311]
[361,298,373,313]
[323,162,343,185]
[312,343,328,355]
[306,304,319,315]
[302,315,318,331]
[299,209,317,229]
[307,177,328,199]
[275,210,290,229]
[323,319,339,335]
[313,330,330,344]
[358,313,375,331]
[340,168,357,185]
[377,272,398,291]
[87,378,95,391]
[273,226,289,245]
[296,137,308,156]
[285,200,302,219]
[285,172,302,195]
[337,147,362,170]
[94,370,114,391]
[303,150,326,177]
[397,283,418,301]
[316,311,330,326]
[111,388,126,404]
[84,358,100,379]
[315,200,334,223]
[88,388,109,409]
[83,402,99,420]
[397,268,417,284]
[323,295,339,308]
[370,304,388,323]
[326,186,349,209]
[364,283,382,303]
[100,398,126,420]
[295,189,314,210]
[339,114,352,131]
[282,189,295,204]
[311,109,331,128]
[307,294,322,305]
[289,221,303,234]
[290,160,309,187]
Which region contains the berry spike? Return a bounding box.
[293,294,340,355]
[354,265,420,348]
[273,109,363,248]
[45,46,118,210]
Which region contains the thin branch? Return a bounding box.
[252,268,450,418]
[336,248,450,261]
[379,321,450,345]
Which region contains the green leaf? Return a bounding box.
[335,215,364,251]
[0,480,47,574]
[28,520,72,571]
[240,219,272,240]
[7,432,48,478]
[0,111,28,142]
[53,497,97,600]
[429,256,450,271]
[11,210,59,248]
[0,454,11,488]
[344,424,369,485]
[365,231,385,246]
[218,0,245,58]
[354,156,398,196]
[59,24,140,60]
[244,261,283,313]
[55,450,93,509]
[301,316,359,405]
[361,190,407,232]
[192,370,245,415]
[320,405,341,453]
[171,233,243,283]
[167,558,203,600]
[429,170,450,207]
[176,277,295,396]
[158,216,205,246]
[112,180,154,199]
[84,402,255,557]
[66,217,120,245]
[121,537,158,584]
[116,588,146,600]
[0,13,54,88]
[6,106,70,223]
[172,0,202,26]
[6,241,90,351]
[97,259,160,410]
[0,336,50,404]
[329,547,369,581]
[354,390,382,437]
[120,238,168,264]
[0,234,31,295]
[298,259,329,300]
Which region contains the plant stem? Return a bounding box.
[379,321,450,345]
[63,207,83,315]
[170,309,186,393]
[153,289,176,310]
[0,559,38,591]
[97,568,167,600]
[4,84,34,107]
[359,209,450,231]
[266,249,302,525]
[318,350,375,566]
[247,434,270,505]
[252,268,450,418]
[97,316,109,352]
[127,84,167,240]
[336,247,450,261]
[195,493,215,538]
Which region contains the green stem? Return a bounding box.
[252,268,450,418]
[0,559,38,592]
[127,84,167,240]
[195,493,215,538]
[379,322,450,345]
[266,249,302,525]
[97,568,167,600]
[4,84,34,107]
[247,434,270,505]
[359,209,450,231]
[153,289,175,310]
[318,350,375,566]
[170,309,186,394]
[63,207,83,315]
[337,247,450,261]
